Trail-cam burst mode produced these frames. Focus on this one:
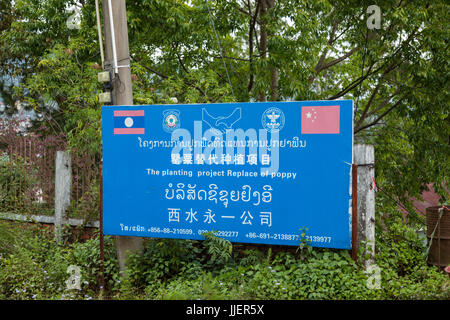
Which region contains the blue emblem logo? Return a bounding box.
[162,109,180,133]
[262,107,285,132]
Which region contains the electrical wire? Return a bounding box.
[94,0,105,69]
[205,0,236,101]
[424,207,445,259]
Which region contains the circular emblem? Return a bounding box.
[162,109,180,133]
[124,117,134,128]
[262,107,285,132]
[165,114,178,128]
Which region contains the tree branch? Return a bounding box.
[355,95,406,134]
[132,54,212,102]
[366,88,401,117]
[355,62,401,130]
[247,0,260,93]
[309,20,339,84]
[327,61,379,100]
[130,55,168,79]
[328,37,410,101]
[173,48,212,101]
[200,56,228,84]
[317,46,359,72]
[233,1,261,24]
[355,81,383,130]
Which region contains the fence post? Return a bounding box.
[54,151,72,242]
[354,144,376,265]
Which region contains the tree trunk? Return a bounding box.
[270,65,278,101]
[258,0,267,102]
[258,0,278,102]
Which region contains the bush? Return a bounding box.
[0,203,448,300]
[373,212,450,300]
[66,179,100,222]
[0,155,36,213]
[124,238,203,289]
[0,221,68,299]
[68,234,120,295]
[0,221,119,300]
[126,213,448,300]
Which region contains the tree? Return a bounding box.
[0,0,448,204]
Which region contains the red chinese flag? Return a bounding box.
[301,105,340,134]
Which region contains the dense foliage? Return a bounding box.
[0,0,448,203]
[0,0,448,301]
[0,222,119,299]
[0,204,448,300]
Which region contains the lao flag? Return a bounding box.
[113,110,145,134]
[301,105,340,134]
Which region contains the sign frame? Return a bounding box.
[101,100,354,249]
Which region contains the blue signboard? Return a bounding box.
[102,100,353,249]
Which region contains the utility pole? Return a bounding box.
[101,0,143,275]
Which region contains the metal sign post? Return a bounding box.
[99,160,105,299]
[352,163,358,261]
